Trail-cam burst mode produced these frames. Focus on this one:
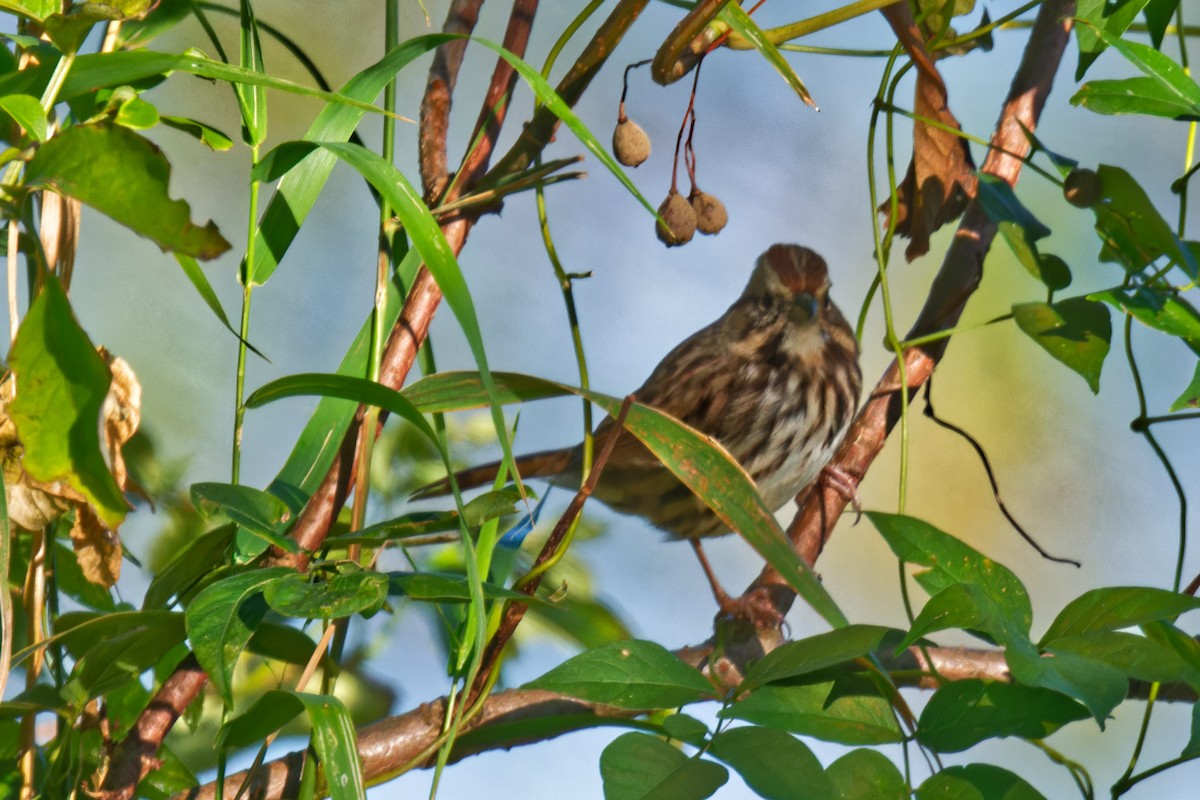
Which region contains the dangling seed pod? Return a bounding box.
[613,112,651,168]
[655,189,697,247]
[689,188,728,235]
[1063,168,1102,208]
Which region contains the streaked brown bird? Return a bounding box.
[423,243,862,619]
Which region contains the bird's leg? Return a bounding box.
[689,539,783,629]
[819,464,862,522]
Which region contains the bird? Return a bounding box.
[420,243,862,622]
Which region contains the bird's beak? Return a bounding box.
[789,293,819,324]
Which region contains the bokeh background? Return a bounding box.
[13,0,1200,796]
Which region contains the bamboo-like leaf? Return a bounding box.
[720,3,817,108]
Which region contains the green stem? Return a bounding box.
[232,146,260,484]
[1113,681,1160,797]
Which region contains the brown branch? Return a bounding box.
[179,637,1200,800]
[751,0,1076,614]
[488,0,650,178]
[419,0,483,202]
[103,1,660,795]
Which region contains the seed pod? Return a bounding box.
[689,189,728,235]
[612,116,651,167]
[655,189,697,247]
[1063,168,1102,208]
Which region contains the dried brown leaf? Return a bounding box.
[880,2,977,261]
[71,503,122,586]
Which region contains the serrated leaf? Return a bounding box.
[866,513,1031,640]
[525,640,713,709]
[744,625,898,687]
[720,680,903,745]
[916,680,1088,752]
[826,749,907,800]
[1012,299,1111,393]
[1040,586,1200,644]
[24,122,230,259]
[10,276,126,527]
[184,567,292,705]
[600,732,728,800]
[709,726,834,799]
[263,568,388,619]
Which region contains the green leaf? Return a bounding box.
[139,744,198,799]
[1089,286,1200,355]
[246,622,324,666]
[1075,0,1154,80]
[174,254,264,356]
[1005,640,1128,725]
[1142,0,1179,48]
[219,690,364,800]
[402,371,846,627]
[0,0,58,21]
[901,583,1025,649]
[1012,299,1111,393]
[24,122,231,259]
[114,95,159,130]
[916,679,1088,752]
[1090,164,1196,275]
[52,540,115,611]
[826,749,907,800]
[0,93,47,141]
[917,764,1047,800]
[866,513,1031,640]
[189,482,297,554]
[62,613,186,703]
[386,571,530,603]
[600,732,728,800]
[1073,75,1200,119]
[184,567,292,705]
[1185,701,1200,758]
[661,714,709,745]
[1143,620,1200,689]
[235,0,267,147]
[978,175,1051,241]
[720,680,904,745]
[744,625,898,687]
[9,275,126,527]
[160,115,234,151]
[1040,586,1200,644]
[11,610,180,678]
[525,640,714,709]
[1170,360,1200,411]
[709,726,834,799]
[1080,26,1200,116]
[1047,630,1199,683]
[719,3,817,108]
[262,568,388,619]
[143,524,236,609]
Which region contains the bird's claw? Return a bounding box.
[820,464,862,523]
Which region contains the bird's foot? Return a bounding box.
[713,586,786,631]
[819,464,862,523]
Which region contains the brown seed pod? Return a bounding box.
[613,116,651,167]
[689,189,728,235]
[656,189,697,247]
[1064,168,1103,208]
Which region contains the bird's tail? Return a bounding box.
[411,448,575,499]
